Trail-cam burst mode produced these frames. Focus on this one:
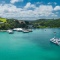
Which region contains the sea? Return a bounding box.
[0,28,60,60]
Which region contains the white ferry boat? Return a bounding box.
[16,28,23,32]
[13,28,23,32]
[13,28,17,31]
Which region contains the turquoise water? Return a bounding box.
[0,28,60,60]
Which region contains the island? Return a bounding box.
[0,17,60,31]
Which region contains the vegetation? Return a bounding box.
[31,19,60,28]
[0,18,29,30]
[0,18,7,23]
[0,17,60,30]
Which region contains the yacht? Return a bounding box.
[50,37,60,45]
[7,30,13,34]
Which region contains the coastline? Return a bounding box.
[0,27,60,31]
[0,30,7,32]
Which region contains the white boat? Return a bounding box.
[27,29,32,32]
[23,30,29,33]
[16,28,23,32]
[7,30,13,34]
[50,37,60,45]
[13,28,17,31]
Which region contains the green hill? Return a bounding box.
[0,18,7,23]
[31,19,60,28]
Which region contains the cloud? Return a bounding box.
[0,2,58,20]
[48,2,52,5]
[54,6,60,11]
[24,2,36,9]
[54,2,57,5]
[48,2,57,5]
[10,0,23,4]
[34,5,53,16]
[36,2,43,5]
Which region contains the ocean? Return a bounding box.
[0,28,60,60]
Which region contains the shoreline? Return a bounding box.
[0,30,7,32]
[0,27,60,32]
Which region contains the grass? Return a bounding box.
[0,18,7,23]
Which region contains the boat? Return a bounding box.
[16,28,23,32]
[27,29,32,32]
[13,28,23,32]
[7,30,14,34]
[50,37,60,45]
[23,29,29,33]
[13,28,17,31]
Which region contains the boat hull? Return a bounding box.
[50,41,59,45]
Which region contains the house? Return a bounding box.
[0,22,4,24]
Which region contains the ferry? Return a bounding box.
[13,28,17,31]
[13,28,23,32]
[16,28,23,32]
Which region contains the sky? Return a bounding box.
[0,0,60,20]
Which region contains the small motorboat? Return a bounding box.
[7,30,14,34]
[23,30,29,33]
[27,29,32,32]
[50,37,60,45]
[54,31,56,33]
